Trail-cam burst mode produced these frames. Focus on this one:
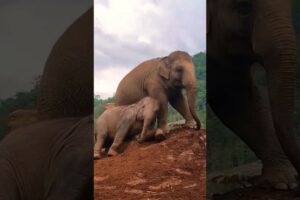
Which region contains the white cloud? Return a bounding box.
[94,0,206,98]
[94,67,129,98]
[95,0,160,37]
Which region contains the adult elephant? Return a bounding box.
[115,51,201,138]
[207,0,300,190]
[0,7,93,200]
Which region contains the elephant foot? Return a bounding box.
[93,151,101,160]
[107,148,119,157]
[184,120,197,129]
[155,128,166,142]
[135,135,144,143]
[253,161,298,190]
[136,135,145,143]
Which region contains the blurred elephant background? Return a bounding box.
[0,6,93,200]
[208,0,300,191]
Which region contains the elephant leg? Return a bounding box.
[156,102,168,140]
[94,126,107,159]
[137,108,157,143]
[108,127,129,156]
[209,68,297,190]
[169,92,195,128]
[136,129,156,142]
[148,89,169,138]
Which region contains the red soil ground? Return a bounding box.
[94,128,206,200]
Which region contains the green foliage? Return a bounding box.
[193,52,206,80]
[94,96,115,119]
[0,77,39,140]
[207,107,256,172]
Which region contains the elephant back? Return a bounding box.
[115,58,161,105]
[37,8,93,119]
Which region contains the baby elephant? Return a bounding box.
[94,97,160,159]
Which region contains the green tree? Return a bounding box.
[0,76,40,140]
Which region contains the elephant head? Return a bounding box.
[158,51,201,129]
[208,0,300,186]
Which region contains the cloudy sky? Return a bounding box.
[94,0,206,99]
[0,1,91,99]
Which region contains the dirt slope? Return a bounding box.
[94,128,206,200]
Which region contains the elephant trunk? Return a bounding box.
[254,2,300,176]
[185,78,201,130]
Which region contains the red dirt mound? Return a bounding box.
[94,128,206,200]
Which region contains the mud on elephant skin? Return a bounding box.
[94,97,160,159]
[207,0,300,190]
[115,51,201,138]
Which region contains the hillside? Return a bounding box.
[94,127,206,200]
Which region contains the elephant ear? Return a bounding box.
[158,57,170,80]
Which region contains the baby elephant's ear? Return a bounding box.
[158,56,170,80]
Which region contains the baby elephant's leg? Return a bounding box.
[137,107,158,142]
[136,129,156,143]
[94,127,107,159]
[108,129,128,156]
[137,128,164,143]
[154,128,165,142]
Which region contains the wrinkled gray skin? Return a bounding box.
[208,0,300,190]
[0,8,93,200]
[94,97,160,159]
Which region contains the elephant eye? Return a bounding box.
[176,67,184,73]
[236,1,253,15]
